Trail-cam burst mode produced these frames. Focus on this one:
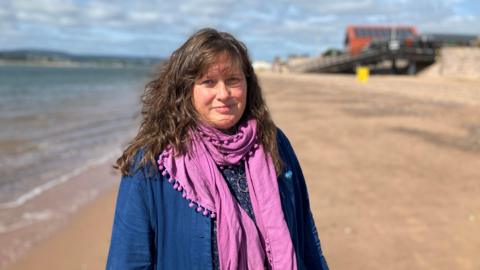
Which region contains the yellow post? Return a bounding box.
[356,66,369,83]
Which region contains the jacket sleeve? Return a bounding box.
[277,129,329,270]
[106,157,156,270]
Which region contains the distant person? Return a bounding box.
[106,28,328,270]
[272,55,283,73]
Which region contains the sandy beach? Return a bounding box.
[6,72,480,270]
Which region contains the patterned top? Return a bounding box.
[212,162,257,270]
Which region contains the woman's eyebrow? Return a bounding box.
[222,69,242,76]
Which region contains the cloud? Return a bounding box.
[1,0,479,60]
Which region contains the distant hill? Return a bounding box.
[0,49,166,68]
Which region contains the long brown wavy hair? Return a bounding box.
[116,28,281,175]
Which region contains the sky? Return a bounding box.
[0,0,479,61]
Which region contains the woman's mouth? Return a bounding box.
[213,104,234,113]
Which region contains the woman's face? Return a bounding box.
[192,54,247,131]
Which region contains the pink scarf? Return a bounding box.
[157,119,297,269]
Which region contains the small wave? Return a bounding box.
[0,210,55,234]
[0,150,120,210]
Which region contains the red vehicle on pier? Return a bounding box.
[345,25,418,55]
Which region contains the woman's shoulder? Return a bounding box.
[124,148,160,180]
[275,127,297,160]
[276,127,288,142]
[275,127,305,179]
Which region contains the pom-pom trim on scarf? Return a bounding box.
[157,151,218,219]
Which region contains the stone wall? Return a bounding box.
[420,47,480,79]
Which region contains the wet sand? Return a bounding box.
[6,72,480,270]
[5,187,117,270]
[4,163,118,270]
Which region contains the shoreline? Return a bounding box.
[0,152,119,210]
[1,160,120,270]
[5,185,118,270]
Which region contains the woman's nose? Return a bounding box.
[216,81,230,99]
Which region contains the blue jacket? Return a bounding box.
[107,130,329,269]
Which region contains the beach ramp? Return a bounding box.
[289,46,436,74]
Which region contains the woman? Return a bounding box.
[107,28,328,270]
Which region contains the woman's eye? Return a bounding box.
[201,79,215,86]
[226,77,241,85]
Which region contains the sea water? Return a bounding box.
[0,64,153,267]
